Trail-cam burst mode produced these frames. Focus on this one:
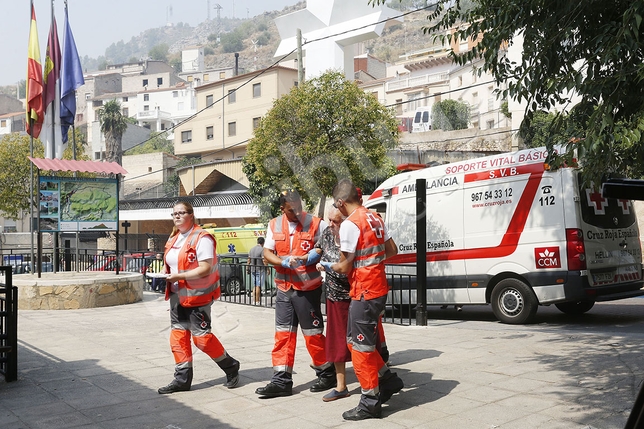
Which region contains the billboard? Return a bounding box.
[39,176,118,232]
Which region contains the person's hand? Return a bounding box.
[319,261,334,272]
[315,262,325,272]
[281,256,302,268]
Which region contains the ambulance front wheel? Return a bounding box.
[491,278,538,324]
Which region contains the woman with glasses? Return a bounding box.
[157,201,240,394]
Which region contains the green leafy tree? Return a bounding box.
[0,135,42,219]
[125,132,174,155]
[221,31,244,53]
[0,130,91,219]
[242,71,399,221]
[99,99,128,165]
[373,0,644,181]
[148,44,169,61]
[431,99,470,131]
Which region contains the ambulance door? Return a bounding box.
[387,183,467,304]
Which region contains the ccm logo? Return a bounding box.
[534,247,561,269]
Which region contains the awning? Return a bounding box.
[28,158,128,175]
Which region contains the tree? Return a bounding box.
[221,31,244,53]
[242,71,399,221]
[0,130,91,220]
[431,99,470,131]
[148,44,169,61]
[99,99,127,165]
[372,0,644,182]
[125,132,174,155]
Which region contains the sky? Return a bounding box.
[0,0,300,87]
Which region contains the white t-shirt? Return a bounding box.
[265,218,328,251]
[165,227,215,292]
[339,208,390,254]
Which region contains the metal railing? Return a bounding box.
[217,261,418,326]
[0,266,18,382]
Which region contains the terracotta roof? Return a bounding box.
[28,158,128,175]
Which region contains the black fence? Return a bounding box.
[0,249,156,276]
[218,261,418,326]
[0,266,18,382]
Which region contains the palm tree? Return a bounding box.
[99,99,127,165]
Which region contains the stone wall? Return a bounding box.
[15,272,144,310]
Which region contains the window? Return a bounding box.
[472,92,478,104]
[228,89,236,103]
[161,124,166,130]
[487,119,495,129]
[0,120,5,127]
[143,79,148,87]
[458,76,463,87]
[122,96,128,102]
[148,167,152,173]
[206,94,213,108]
[173,91,178,98]
[187,76,194,82]
[94,151,101,160]
[122,108,129,117]
[219,72,226,79]
[488,97,495,111]
[76,113,83,122]
[408,92,421,112]
[228,121,236,136]
[85,93,91,100]
[157,77,163,86]
[253,83,261,98]
[143,105,149,111]
[252,117,261,130]
[203,74,209,82]
[181,130,192,143]
[206,126,214,140]
[395,99,403,115]
[144,94,149,101]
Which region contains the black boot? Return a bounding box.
[217,355,240,389]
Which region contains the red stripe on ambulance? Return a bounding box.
[388,170,544,264]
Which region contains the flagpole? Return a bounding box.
[30,120,34,274]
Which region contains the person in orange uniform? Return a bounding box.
[255,190,336,398]
[324,179,403,420]
[158,201,240,394]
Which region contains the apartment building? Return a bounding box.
[173,65,299,195]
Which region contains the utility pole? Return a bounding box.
[296,29,304,84]
[214,3,222,43]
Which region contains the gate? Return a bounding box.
[0,266,17,382]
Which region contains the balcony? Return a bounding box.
[386,72,450,92]
[136,109,172,121]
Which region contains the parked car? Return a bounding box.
[218,253,248,295]
[12,262,53,274]
[89,252,154,274]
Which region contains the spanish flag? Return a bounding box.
[26,1,44,138]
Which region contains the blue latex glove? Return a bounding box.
[281,258,294,269]
[320,261,334,272]
[305,249,322,266]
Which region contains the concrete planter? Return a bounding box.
[14,272,144,310]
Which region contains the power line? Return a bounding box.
[121,4,440,153]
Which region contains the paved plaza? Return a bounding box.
[1,292,642,428]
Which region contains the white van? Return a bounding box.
[411,107,431,133]
[365,147,644,324]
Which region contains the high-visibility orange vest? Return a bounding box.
[164,225,221,306]
[270,213,322,291]
[347,206,388,300]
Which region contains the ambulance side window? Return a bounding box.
[368,203,387,222]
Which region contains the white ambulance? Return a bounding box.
[364,147,644,324]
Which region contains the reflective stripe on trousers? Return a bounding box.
[347,295,388,396]
[271,287,331,382]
